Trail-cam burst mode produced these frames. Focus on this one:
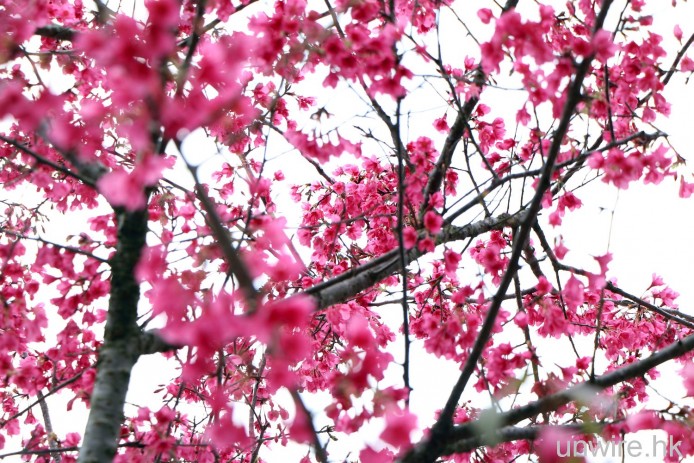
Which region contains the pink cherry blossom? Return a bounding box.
[681,364,694,396]
[423,210,443,234]
[380,406,417,449]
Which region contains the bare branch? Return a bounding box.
[176,142,259,310]
[442,422,609,456]
[37,390,62,463]
[138,329,183,355]
[400,2,616,461]
[290,389,329,463]
[304,210,530,311]
[0,227,108,263]
[445,329,694,446]
[34,24,76,41]
[0,135,97,187]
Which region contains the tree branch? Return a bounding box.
[78,209,148,463]
[290,389,328,463]
[0,227,108,263]
[0,135,97,187]
[37,390,62,463]
[444,329,694,447]
[442,422,609,456]
[138,329,183,355]
[419,0,520,218]
[605,282,694,331]
[303,210,529,311]
[178,154,259,310]
[34,24,76,41]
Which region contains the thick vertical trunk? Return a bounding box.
[77,209,148,463]
[77,341,139,463]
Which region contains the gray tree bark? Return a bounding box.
[77,209,147,463]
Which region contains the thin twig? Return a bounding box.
[37,390,62,463]
[0,135,96,187]
[0,228,108,263]
[394,98,412,403]
[290,390,328,463]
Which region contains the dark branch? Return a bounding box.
[304,210,530,311]
[138,329,183,355]
[78,208,148,463]
[445,329,694,447]
[35,24,76,41]
[0,228,108,263]
[0,135,97,187]
[176,142,259,310]
[442,422,609,456]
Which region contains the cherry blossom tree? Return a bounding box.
[2,0,694,462]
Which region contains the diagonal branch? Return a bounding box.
[0,227,108,263]
[442,422,610,456]
[290,389,329,463]
[36,390,62,463]
[531,222,694,331]
[303,210,530,311]
[445,329,694,446]
[193,180,259,308]
[0,135,97,187]
[605,282,694,331]
[176,142,259,310]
